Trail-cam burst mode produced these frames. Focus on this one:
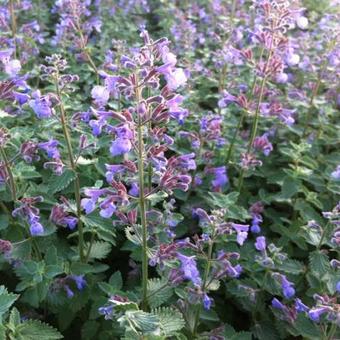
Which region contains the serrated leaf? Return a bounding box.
[147,278,173,308]
[118,310,159,335]
[309,251,330,277]
[293,314,321,339]
[15,320,63,339]
[277,259,305,275]
[48,169,76,193]
[87,241,111,260]
[9,307,21,326]
[109,271,123,290]
[153,307,185,336]
[204,192,239,208]
[0,286,19,317]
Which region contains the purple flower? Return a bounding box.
[255,236,266,251]
[30,220,44,236]
[128,182,139,197]
[70,275,87,290]
[272,298,284,310]
[177,253,201,286]
[105,164,126,182]
[91,85,110,106]
[98,305,114,319]
[281,275,295,299]
[29,90,53,119]
[211,166,228,190]
[50,205,78,230]
[308,307,330,322]
[38,139,60,159]
[336,281,340,293]
[110,138,132,157]
[203,293,212,310]
[331,165,340,180]
[64,285,74,298]
[99,201,116,218]
[250,214,262,233]
[253,134,273,156]
[232,223,249,246]
[164,68,187,90]
[295,298,309,313]
[4,59,21,77]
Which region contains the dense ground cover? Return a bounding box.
[0,0,339,339]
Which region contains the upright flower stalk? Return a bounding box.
[135,76,149,310]
[54,73,85,262]
[0,144,16,202]
[9,0,17,58]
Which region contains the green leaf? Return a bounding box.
[204,192,239,208]
[0,213,9,230]
[86,241,111,260]
[293,314,321,339]
[153,307,185,336]
[15,320,63,339]
[109,271,123,290]
[118,311,160,335]
[0,286,19,317]
[147,191,169,205]
[279,176,300,199]
[147,278,173,308]
[277,259,305,275]
[309,251,330,277]
[48,169,76,194]
[9,307,21,327]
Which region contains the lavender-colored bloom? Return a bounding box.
[110,138,132,157]
[331,165,340,180]
[98,305,114,320]
[232,223,250,246]
[128,182,139,197]
[251,214,262,233]
[336,281,340,293]
[167,68,187,90]
[70,275,86,290]
[29,90,53,119]
[38,139,60,159]
[211,166,228,190]
[308,307,330,322]
[99,199,116,218]
[281,275,295,299]
[30,220,44,236]
[177,253,201,286]
[105,164,125,182]
[272,298,284,310]
[4,59,21,77]
[255,236,266,251]
[286,52,300,67]
[13,91,30,105]
[203,293,212,310]
[91,85,110,106]
[64,285,74,298]
[296,16,308,30]
[253,134,273,156]
[295,298,309,313]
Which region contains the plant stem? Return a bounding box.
[75,20,99,84]
[192,239,214,336]
[85,230,96,262]
[136,80,148,311]
[225,109,246,165]
[326,322,337,340]
[237,42,273,192]
[55,77,85,262]
[9,0,17,58]
[0,146,17,201]
[302,60,327,137]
